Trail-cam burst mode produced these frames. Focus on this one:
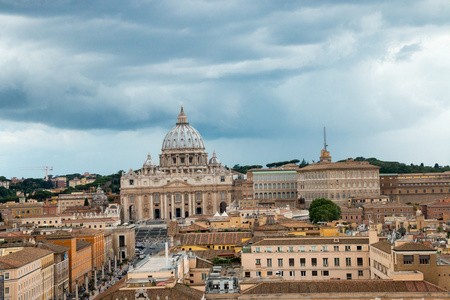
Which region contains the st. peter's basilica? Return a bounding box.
[120,107,234,222]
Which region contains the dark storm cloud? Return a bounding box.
[0,0,450,140]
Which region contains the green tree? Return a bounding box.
[84,198,90,206]
[309,198,341,224]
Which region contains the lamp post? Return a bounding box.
[75,280,78,300]
[85,275,88,295]
[94,267,97,289]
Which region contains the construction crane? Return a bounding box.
[20,166,54,180]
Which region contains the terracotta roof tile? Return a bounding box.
[242,280,447,295]
[394,242,435,251]
[76,240,92,251]
[180,232,252,246]
[371,241,392,254]
[0,247,53,268]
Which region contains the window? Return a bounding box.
[267,258,272,267]
[267,271,273,276]
[202,273,207,280]
[357,245,362,251]
[255,259,261,265]
[323,258,328,267]
[420,255,430,264]
[322,246,328,252]
[347,273,352,280]
[221,176,225,182]
[311,258,317,267]
[345,246,351,251]
[300,258,306,267]
[244,272,250,278]
[403,255,414,265]
[334,258,340,267]
[358,270,363,277]
[334,246,339,252]
[277,247,283,252]
[129,179,134,185]
[346,258,352,267]
[278,259,283,267]
[289,271,295,277]
[288,247,294,252]
[254,247,260,253]
[301,271,306,277]
[357,257,363,266]
[323,270,329,276]
[4,272,10,280]
[256,271,261,277]
[310,246,316,252]
[312,270,318,277]
[5,286,9,294]
[130,196,134,203]
[289,258,295,267]
[299,246,306,252]
[266,247,272,253]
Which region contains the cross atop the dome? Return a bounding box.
[177,106,189,124]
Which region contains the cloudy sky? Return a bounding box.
[1,0,450,179]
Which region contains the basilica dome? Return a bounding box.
[162,107,205,150]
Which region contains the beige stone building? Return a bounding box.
[0,247,55,300]
[241,236,373,281]
[121,107,234,222]
[380,172,450,204]
[246,165,300,208]
[104,223,136,261]
[298,148,380,208]
[370,240,450,291]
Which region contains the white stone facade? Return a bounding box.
[121,107,234,222]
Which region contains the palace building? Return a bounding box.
[120,107,234,222]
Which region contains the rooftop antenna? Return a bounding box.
[323,127,328,151]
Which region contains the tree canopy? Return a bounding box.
[340,157,450,174]
[309,198,341,224]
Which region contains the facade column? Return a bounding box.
[165,194,169,220]
[182,194,185,218]
[202,192,206,215]
[75,281,78,299]
[171,196,175,220]
[137,194,143,220]
[150,194,154,220]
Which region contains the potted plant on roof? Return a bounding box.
[82,292,89,298]
[89,285,96,295]
[102,278,107,286]
[118,261,123,270]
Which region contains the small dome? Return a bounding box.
[143,154,156,167]
[208,151,221,165]
[162,107,205,150]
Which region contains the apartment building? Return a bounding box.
[380,172,450,203]
[370,240,450,290]
[0,247,54,300]
[363,202,414,224]
[421,198,450,219]
[241,236,373,281]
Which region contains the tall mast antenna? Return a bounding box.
[323,127,328,151]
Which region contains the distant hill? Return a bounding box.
[339,157,450,174]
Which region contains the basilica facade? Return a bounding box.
[120,107,234,222]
